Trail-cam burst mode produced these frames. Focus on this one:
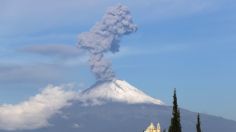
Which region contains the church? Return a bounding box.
[144,122,161,132]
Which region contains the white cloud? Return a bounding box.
[0,84,77,130]
[72,123,80,128]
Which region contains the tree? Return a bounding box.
[168,88,182,132]
[196,113,202,132]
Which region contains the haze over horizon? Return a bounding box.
[0,0,236,122]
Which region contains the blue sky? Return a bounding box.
[0,0,236,121]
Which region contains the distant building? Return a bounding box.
[144,122,161,132]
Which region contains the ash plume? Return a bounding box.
[78,4,137,81]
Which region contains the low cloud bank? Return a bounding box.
[0,84,77,131]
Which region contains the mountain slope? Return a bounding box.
[4,103,235,132]
[78,80,164,105]
[56,80,236,132]
[0,80,236,132]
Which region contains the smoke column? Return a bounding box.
[78,4,137,81]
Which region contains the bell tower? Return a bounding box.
[157,123,161,132]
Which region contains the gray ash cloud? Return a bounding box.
[77,4,137,81]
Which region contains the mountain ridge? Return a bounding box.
[0,80,236,132]
[78,79,164,106]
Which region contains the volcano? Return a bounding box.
[1,80,236,132]
[78,80,164,106]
